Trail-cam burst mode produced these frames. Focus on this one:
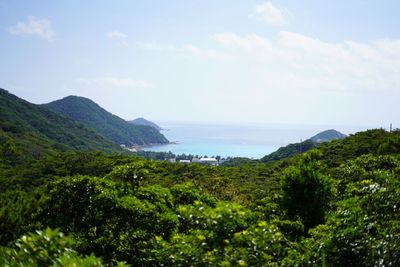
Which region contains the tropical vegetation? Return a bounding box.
[1,89,399,266]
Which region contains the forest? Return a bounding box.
[1,127,399,266]
[2,0,399,265]
[42,95,169,146]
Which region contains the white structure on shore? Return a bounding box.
[192,158,201,163]
[199,157,218,166]
[173,157,220,166]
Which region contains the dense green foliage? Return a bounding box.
[0,228,127,266]
[314,128,400,167]
[301,154,400,266]
[262,128,399,166]
[43,96,169,146]
[1,115,400,265]
[220,157,259,166]
[261,129,347,163]
[281,151,333,231]
[262,139,317,163]
[136,150,176,160]
[0,89,124,159]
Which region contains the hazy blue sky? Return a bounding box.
[1,0,399,127]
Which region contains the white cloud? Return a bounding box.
[135,31,400,102]
[182,44,234,60]
[135,41,176,51]
[253,2,288,26]
[78,77,153,88]
[136,41,233,60]
[8,16,54,41]
[214,31,400,94]
[107,31,128,40]
[213,32,275,56]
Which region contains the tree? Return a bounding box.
[0,228,127,266]
[281,151,332,232]
[105,161,154,188]
[0,134,19,165]
[303,155,400,266]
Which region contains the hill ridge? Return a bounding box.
[42,95,169,146]
[261,129,346,163]
[0,88,124,157]
[129,117,162,131]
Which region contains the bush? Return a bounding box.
[281,152,333,232]
[0,228,125,266]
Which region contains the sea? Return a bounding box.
[145,121,372,159]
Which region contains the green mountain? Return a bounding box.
[42,96,169,146]
[130,117,162,131]
[310,129,347,143]
[312,128,400,167]
[261,139,317,163]
[261,129,346,163]
[0,89,124,159]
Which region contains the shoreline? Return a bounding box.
[132,141,179,151]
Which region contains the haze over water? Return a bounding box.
[145,122,369,159]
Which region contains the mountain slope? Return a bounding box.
[261,129,346,163]
[42,96,169,146]
[130,117,162,131]
[314,128,400,167]
[261,139,317,163]
[0,89,124,158]
[310,129,347,143]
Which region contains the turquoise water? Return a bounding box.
[145,122,366,159]
[148,142,276,159]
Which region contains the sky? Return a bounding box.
[0,0,399,127]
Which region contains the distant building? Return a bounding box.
[192,158,201,163]
[179,159,191,164]
[168,158,176,163]
[199,157,218,166]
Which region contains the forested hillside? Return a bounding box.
[261,129,345,163]
[43,96,169,146]
[0,89,123,160]
[313,128,400,166]
[130,117,162,131]
[1,126,399,266]
[261,139,317,163]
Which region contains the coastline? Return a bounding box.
[136,122,370,158]
[132,141,179,151]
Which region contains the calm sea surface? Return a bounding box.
[145,122,369,159]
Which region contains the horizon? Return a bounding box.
[1,1,400,126]
[1,86,392,132]
[1,2,399,261]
